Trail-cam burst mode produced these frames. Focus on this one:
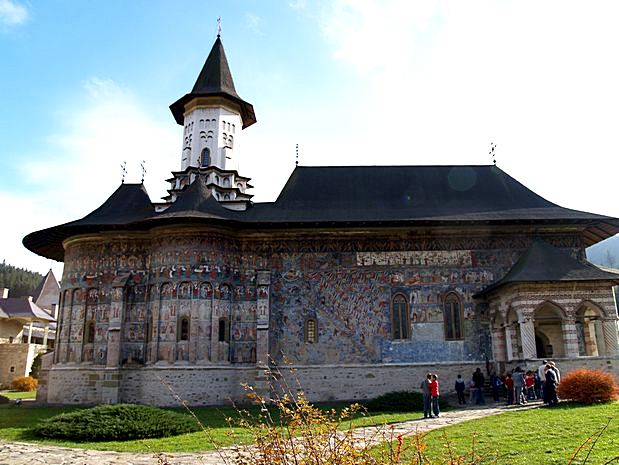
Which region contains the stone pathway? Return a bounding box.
[0,401,541,465]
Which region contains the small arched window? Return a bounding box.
[223,194,230,200]
[391,293,410,339]
[218,318,230,342]
[227,135,233,148]
[86,321,96,344]
[178,317,190,341]
[201,148,210,167]
[305,318,317,343]
[443,292,464,340]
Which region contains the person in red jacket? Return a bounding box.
[429,374,440,418]
[504,373,514,404]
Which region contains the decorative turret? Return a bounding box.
[164,34,255,211]
[170,35,256,172]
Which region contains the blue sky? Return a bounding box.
[1,0,619,276]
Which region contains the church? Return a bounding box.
[24,36,619,406]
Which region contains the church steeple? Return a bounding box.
[170,37,256,129]
[169,36,256,172]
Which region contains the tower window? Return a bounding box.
[201,148,210,167]
[227,135,234,148]
[443,292,464,340]
[391,293,410,339]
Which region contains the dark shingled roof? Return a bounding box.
[475,240,619,297]
[244,165,619,226]
[156,178,237,221]
[169,37,256,128]
[66,183,155,226]
[0,297,55,322]
[23,183,155,262]
[22,165,619,262]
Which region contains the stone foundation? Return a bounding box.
[40,356,619,406]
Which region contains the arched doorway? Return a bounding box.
[576,302,605,356]
[533,302,566,358]
[535,332,551,358]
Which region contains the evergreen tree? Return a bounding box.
[0,261,43,298]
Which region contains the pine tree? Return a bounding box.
[0,261,43,298]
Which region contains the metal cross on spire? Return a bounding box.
[140,160,147,184]
[120,161,127,183]
[217,17,222,38]
[489,142,497,165]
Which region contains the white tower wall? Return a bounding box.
[181,106,242,171]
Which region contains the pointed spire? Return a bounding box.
[170,37,256,129]
[191,36,239,97]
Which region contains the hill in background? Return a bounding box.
[587,234,619,269]
[0,260,44,298]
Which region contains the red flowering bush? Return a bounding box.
[557,369,619,404]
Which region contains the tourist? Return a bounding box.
[512,367,526,405]
[420,373,433,418]
[455,374,466,405]
[504,373,514,404]
[473,368,486,404]
[525,370,536,400]
[537,359,548,402]
[544,363,559,406]
[430,373,440,418]
[490,372,502,402]
[534,371,543,399]
[548,361,561,384]
[468,377,478,403]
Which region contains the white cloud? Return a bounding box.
[244,12,263,35]
[2,77,177,275]
[300,0,619,219]
[0,0,28,26]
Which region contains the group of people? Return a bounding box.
[490,360,561,406]
[420,361,562,419]
[420,373,441,418]
[454,368,487,405]
[448,361,562,412]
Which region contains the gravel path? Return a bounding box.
[0,401,541,465]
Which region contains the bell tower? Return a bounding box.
[170,35,256,172]
[164,34,256,211]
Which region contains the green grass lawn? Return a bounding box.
[0,390,37,400]
[392,402,619,465]
[0,403,422,453]
[2,401,617,463]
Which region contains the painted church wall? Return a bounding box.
[56,233,584,370]
[267,245,529,365]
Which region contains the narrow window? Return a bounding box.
[178,317,190,341]
[218,318,230,342]
[86,321,96,343]
[443,292,464,340]
[201,148,210,167]
[305,318,317,343]
[391,294,410,339]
